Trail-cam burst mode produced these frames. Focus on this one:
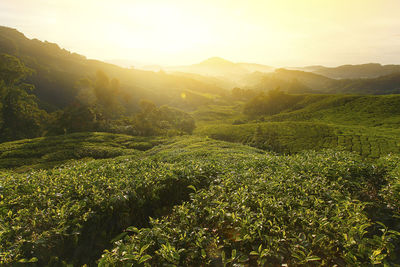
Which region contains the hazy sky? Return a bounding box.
[1,0,400,67]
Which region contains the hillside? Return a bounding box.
[194,94,400,158]
[247,68,400,95]
[248,68,333,93]
[266,94,400,127]
[166,57,274,85]
[0,26,226,111]
[305,63,400,79]
[327,72,400,94]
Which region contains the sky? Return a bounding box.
[1,0,400,67]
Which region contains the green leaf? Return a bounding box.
[110,232,127,243]
[187,185,197,192]
[138,255,152,264]
[305,256,321,262]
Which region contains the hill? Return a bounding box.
[0,26,226,111]
[305,63,400,79]
[327,72,400,94]
[247,68,400,95]
[266,94,400,127]
[166,57,274,85]
[194,94,400,158]
[248,68,333,93]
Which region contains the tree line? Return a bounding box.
[0,53,195,142]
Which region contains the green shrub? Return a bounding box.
[100,150,400,266]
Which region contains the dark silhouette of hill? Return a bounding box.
[295,63,400,79]
[248,68,400,95]
[166,57,274,82]
[327,72,400,94]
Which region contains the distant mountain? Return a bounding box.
[105,60,164,72]
[247,68,334,93]
[166,57,274,82]
[105,59,146,68]
[249,68,400,95]
[328,72,400,94]
[292,63,400,79]
[237,62,275,73]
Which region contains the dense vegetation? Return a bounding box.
[2,137,400,265]
[0,48,196,142]
[0,132,164,171]
[101,146,400,266]
[0,137,262,265]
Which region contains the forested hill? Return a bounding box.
[302,63,400,79]
[0,26,226,110]
[247,68,400,95]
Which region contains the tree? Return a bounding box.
[243,87,298,116]
[131,100,196,136]
[0,53,33,86]
[0,54,48,141]
[75,70,125,122]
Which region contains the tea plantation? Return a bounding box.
[0,132,164,172]
[1,136,400,266]
[2,94,400,266]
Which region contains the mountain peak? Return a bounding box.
[198,57,235,66]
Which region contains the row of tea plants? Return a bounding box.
[100,148,400,266]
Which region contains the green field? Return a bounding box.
[1,136,400,265]
[0,132,164,171]
[194,94,400,158]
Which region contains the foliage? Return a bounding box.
[0,53,49,141]
[265,94,400,128]
[378,154,400,215]
[129,100,196,136]
[100,148,400,266]
[0,53,33,86]
[243,88,300,116]
[0,132,163,171]
[0,138,243,265]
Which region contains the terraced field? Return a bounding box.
[194,94,400,158]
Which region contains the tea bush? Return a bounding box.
[101,150,400,266]
[0,137,265,265]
